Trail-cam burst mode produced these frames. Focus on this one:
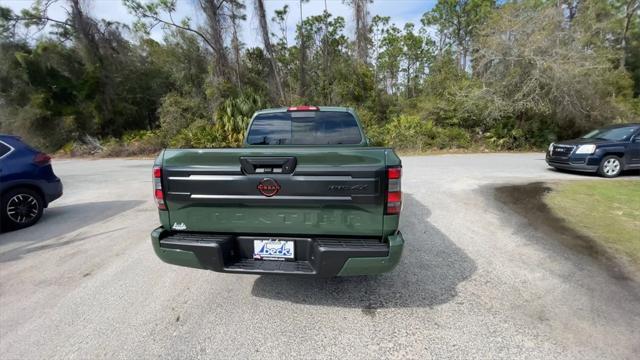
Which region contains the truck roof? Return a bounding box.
[253,106,352,115]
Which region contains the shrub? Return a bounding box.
[95,130,163,157]
[170,120,225,148]
[484,120,527,150]
[158,93,209,141]
[435,127,471,149]
[357,108,385,146]
[378,115,472,151]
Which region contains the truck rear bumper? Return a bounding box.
[150,227,404,277]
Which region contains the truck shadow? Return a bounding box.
[0,200,143,262]
[250,194,476,310]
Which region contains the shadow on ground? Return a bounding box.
[493,182,637,282]
[251,194,476,310]
[0,200,143,262]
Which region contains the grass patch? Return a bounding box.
[544,180,640,268]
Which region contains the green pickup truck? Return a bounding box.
[150,106,404,276]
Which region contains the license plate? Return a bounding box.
[253,239,294,260]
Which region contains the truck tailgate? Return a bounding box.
[161,147,391,237]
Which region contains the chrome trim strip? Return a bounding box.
[170,175,375,182]
[190,194,351,200]
[294,176,357,181]
[167,192,191,195]
[168,175,244,181]
[0,140,15,160]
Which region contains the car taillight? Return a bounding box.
[386,166,402,215]
[34,153,51,166]
[153,166,166,210]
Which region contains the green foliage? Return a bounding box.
[1,11,172,151]
[0,41,91,150]
[1,0,639,156]
[170,120,223,148]
[101,130,164,157]
[215,92,266,146]
[484,121,526,150]
[158,92,209,141]
[422,0,495,70]
[168,91,266,148]
[373,115,471,151]
[472,1,639,139]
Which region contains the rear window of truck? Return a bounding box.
[246,111,362,145]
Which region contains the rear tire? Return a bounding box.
[1,188,44,231]
[598,155,623,178]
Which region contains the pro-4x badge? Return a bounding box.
[172,222,187,231]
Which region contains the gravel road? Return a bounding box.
[1,153,639,359]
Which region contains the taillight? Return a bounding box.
[34,153,51,166]
[386,166,402,215]
[153,166,166,210]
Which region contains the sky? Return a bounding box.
[3,0,437,47]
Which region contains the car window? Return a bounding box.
[247,111,362,145]
[0,141,11,158]
[581,125,640,141]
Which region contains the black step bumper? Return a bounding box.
[150,227,404,277]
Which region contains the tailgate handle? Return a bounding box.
[240,157,297,174]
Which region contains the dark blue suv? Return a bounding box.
[546,123,640,178]
[0,135,63,231]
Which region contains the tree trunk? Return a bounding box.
[68,0,114,134]
[200,0,231,83]
[353,0,369,63]
[323,0,330,103]
[230,2,243,92]
[620,0,639,68]
[298,0,307,100]
[255,0,286,104]
[462,47,468,72]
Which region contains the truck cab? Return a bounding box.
[150,106,404,277]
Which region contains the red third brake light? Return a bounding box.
[34,153,51,166]
[386,166,402,215]
[287,105,319,111]
[152,166,166,210]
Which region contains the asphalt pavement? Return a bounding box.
[0,153,639,359]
